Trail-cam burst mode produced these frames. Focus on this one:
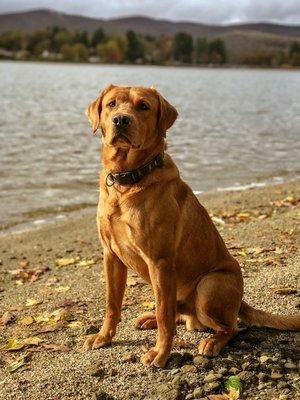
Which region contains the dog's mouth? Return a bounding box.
[110,133,141,149]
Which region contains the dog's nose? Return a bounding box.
[112,114,131,127]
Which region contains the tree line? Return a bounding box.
[0,26,300,67]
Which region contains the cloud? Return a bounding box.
[0,0,300,25]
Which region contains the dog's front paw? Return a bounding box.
[84,333,112,350]
[140,348,170,368]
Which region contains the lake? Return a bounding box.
[1,61,300,232]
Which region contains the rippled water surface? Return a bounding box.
[1,62,300,230]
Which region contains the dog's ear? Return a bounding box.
[86,84,114,134]
[154,90,178,137]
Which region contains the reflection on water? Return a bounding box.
[1,62,300,230]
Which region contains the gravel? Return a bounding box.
[0,181,299,400]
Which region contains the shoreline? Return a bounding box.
[0,179,299,400]
[1,177,299,238]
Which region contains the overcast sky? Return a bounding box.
[1,0,300,25]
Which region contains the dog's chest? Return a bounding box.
[99,202,150,276]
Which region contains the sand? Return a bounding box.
[0,180,299,400]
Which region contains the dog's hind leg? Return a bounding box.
[195,269,243,356]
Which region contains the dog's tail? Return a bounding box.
[239,300,300,330]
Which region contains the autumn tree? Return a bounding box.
[173,32,193,63]
[289,42,300,66]
[125,30,145,62]
[91,28,106,47]
[208,39,227,64]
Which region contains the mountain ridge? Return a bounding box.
[1,9,300,38]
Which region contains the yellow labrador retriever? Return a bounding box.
[84,84,300,367]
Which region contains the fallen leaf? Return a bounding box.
[225,376,243,392]
[38,322,65,333]
[76,260,96,267]
[68,321,83,329]
[237,212,250,220]
[18,260,29,269]
[0,311,15,326]
[20,316,35,326]
[55,258,76,267]
[25,299,43,307]
[43,343,70,352]
[55,286,70,293]
[269,286,297,295]
[2,337,44,351]
[208,387,240,400]
[172,338,192,349]
[141,301,156,310]
[8,355,31,373]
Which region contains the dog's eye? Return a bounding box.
[138,102,150,111]
[108,100,116,108]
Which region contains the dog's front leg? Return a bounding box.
[141,259,176,368]
[84,250,127,350]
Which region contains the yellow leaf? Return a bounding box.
[68,321,83,328]
[55,258,76,267]
[76,260,96,267]
[55,286,70,293]
[2,337,43,351]
[141,301,156,310]
[284,196,294,203]
[237,251,247,257]
[237,212,250,221]
[20,316,35,326]
[25,299,43,307]
[34,314,51,323]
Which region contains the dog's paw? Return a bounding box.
[140,348,169,368]
[84,333,112,350]
[198,338,221,357]
[133,312,158,330]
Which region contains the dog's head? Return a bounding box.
[86,85,178,150]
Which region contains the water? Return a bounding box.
[1,62,300,232]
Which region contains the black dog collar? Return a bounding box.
[106,153,164,186]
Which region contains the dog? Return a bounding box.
[84,84,300,367]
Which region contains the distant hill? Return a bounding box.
[0,9,300,65]
[0,9,300,38]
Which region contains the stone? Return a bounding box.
[87,365,105,378]
[277,381,288,389]
[156,384,181,400]
[271,372,283,380]
[217,368,227,375]
[180,364,197,373]
[193,387,204,398]
[204,373,223,383]
[229,367,240,375]
[193,355,211,369]
[284,362,297,370]
[241,362,251,370]
[259,355,269,363]
[238,371,254,382]
[167,353,184,369]
[204,381,221,392]
[257,372,268,381]
[121,351,137,363]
